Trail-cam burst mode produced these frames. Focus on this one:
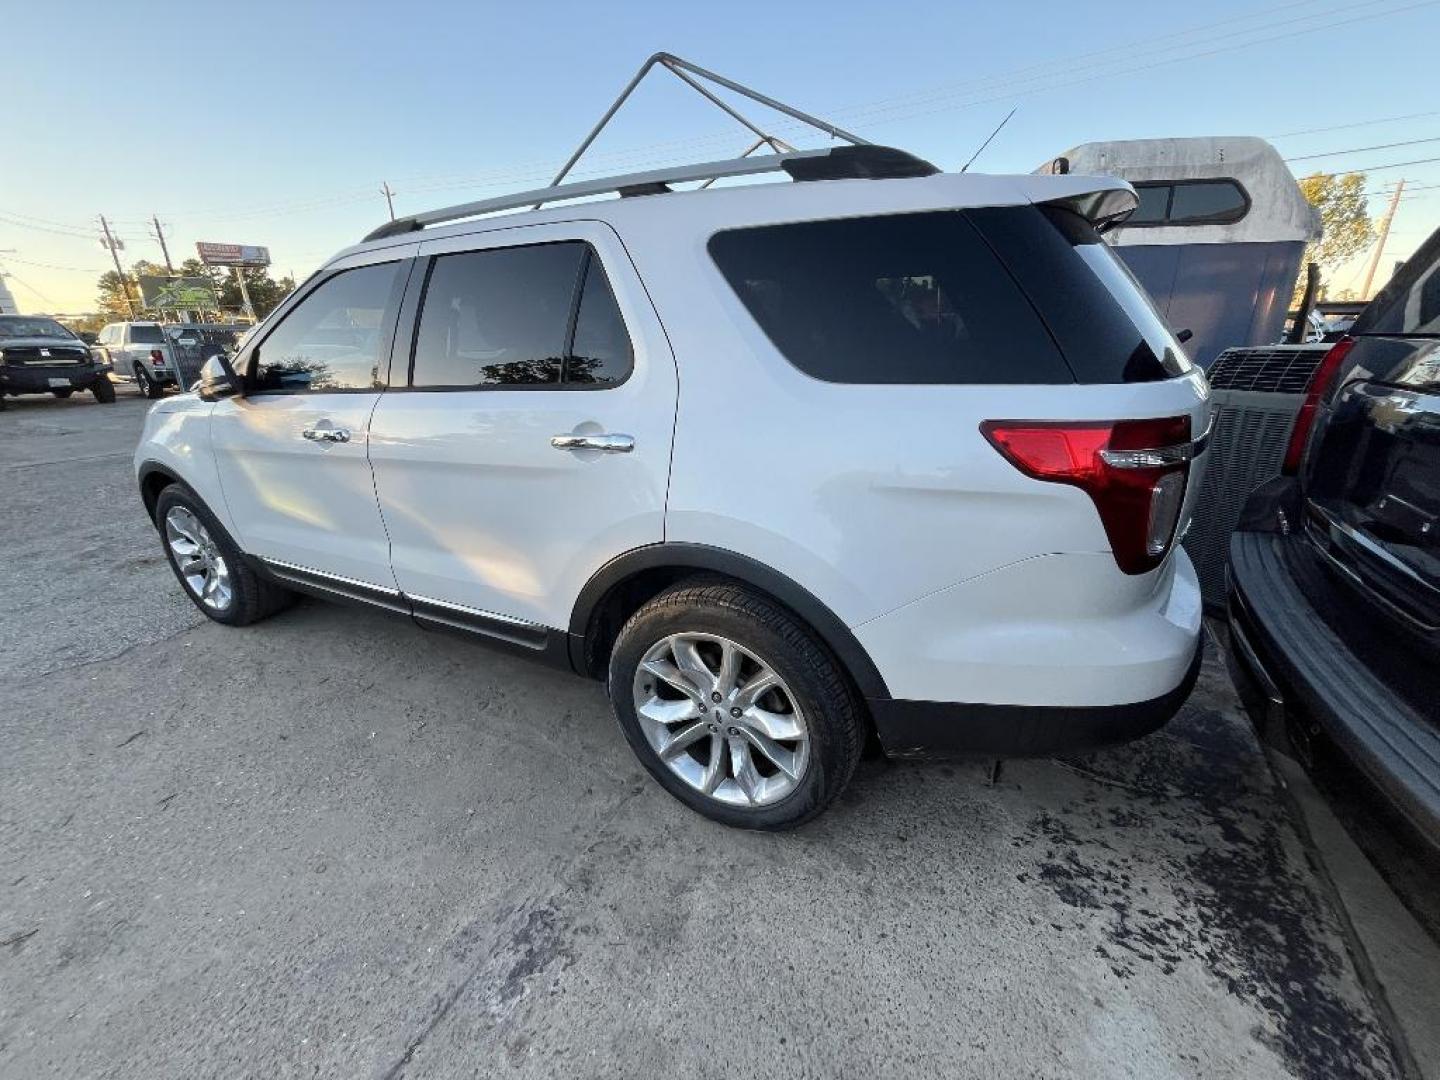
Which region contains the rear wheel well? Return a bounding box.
[140,469,178,522]
[579,564,881,753]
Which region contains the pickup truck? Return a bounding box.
[92,321,181,398]
[0,315,115,408]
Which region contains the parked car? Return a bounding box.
[132,146,1210,828]
[1228,222,1440,851]
[92,321,181,398]
[0,314,115,408]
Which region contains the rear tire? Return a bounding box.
[91,378,116,403]
[608,579,865,830]
[51,388,74,399]
[134,364,164,399]
[153,483,296,626]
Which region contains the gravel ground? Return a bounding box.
[0,392,1405,1079]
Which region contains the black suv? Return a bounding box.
[0,315,115,409]
[1227,224,1440,850]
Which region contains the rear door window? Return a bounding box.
[708,211,1071,384]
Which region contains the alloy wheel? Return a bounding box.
[164,506,233,611]
[632,632,810,807]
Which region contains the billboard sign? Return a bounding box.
[195,242,271,267]
[138,275,220,310]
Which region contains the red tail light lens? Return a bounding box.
[1282,336,1354,474]
[981,416,1195,575]
[150,349,165,366]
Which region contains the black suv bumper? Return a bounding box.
[0,362,106,394]
[1228,530,1440,850]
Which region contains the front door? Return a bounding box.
[211,248,415,596]
[368,223,677,632]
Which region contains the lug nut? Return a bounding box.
[727,726,738,736]
[711,691,722,703]
[730,707,742,718]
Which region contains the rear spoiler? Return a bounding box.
[1018,175,1139,233]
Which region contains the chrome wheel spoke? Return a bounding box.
[738,727,801,780]
[163,506,232,613]
[700,734,727,793]
[633,631,811,808]
[659,720,710,761]
[742,705,804,743]
[642,658,704,702]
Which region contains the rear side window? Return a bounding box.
[968,205,1192,383]
[129,325,165,344]
[413,243,584,388]
[708,211,1071,385]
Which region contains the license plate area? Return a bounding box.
[47,377,72,388]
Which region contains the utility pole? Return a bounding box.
[1361,179,1406,300]
[150,214,175,274]
[98,215,136,318]
[380,181,397,221]
[232,267,256,324]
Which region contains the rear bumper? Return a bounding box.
[1227,530,1440,850]
[0,364,105,393]
[870,641,1201,759]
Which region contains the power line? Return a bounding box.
[0,255,107,273]
[1268,110,1440,139]
[1284,135,1440,162]
[1299,154,1440,178]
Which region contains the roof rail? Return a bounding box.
[364,52,938,243]
[364,145,937,242]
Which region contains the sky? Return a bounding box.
[3,0,1438,314]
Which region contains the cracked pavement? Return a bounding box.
[0,394,1405,1078]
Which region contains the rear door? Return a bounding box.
[367,221,677,633]
[1304,238,1440,635]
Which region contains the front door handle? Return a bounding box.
[302,427,351,443]
[551,433,634,453]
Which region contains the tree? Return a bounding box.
[95,270,140,320]
[1294,172,1375,303]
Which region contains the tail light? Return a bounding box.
[1282,336,1355,474]
[981,415,1198,575]
[150,349,165,366]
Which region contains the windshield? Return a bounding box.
[0,316,75,340]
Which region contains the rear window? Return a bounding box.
[708,211,1071,385]
[967,205,1192,383]
[129,325,165,344]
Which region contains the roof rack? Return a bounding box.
[363,52,937,243]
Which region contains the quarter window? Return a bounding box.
[567,256,633,386]
[251,262,401,392]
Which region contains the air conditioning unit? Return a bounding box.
[1184,344,1332,609]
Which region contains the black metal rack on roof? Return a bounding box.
[364,52,938,242]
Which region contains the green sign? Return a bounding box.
[138,275,219,310]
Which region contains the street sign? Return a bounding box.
[137,275,220,310]
[195,242,271,267]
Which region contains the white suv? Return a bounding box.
[134,146,1209,829]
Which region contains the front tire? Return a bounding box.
[608,579,864,830]
[91,378,116,403]
[153,483,295,626]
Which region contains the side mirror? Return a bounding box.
[196,353,241,401]
[1175,328,1194,344]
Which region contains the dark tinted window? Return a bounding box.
[968,205,1191,383]
[413,243,585,387]
[130,325,165,344]
[1168,180,1248,223]
[567,257,633,385]
[1355,226,1440,336]
[252,262,400,392]
[707,212,1071,384]
[1131,183,1170,224]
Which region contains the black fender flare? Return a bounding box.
[567,542,891,701]
[136,460,183,519]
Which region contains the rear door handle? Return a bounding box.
[302,427,351,443]
[551,433,634,453]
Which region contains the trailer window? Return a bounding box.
[1126,180,1249,226]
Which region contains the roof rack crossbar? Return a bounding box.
[542,52,868,202]
[364,149,833,241]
